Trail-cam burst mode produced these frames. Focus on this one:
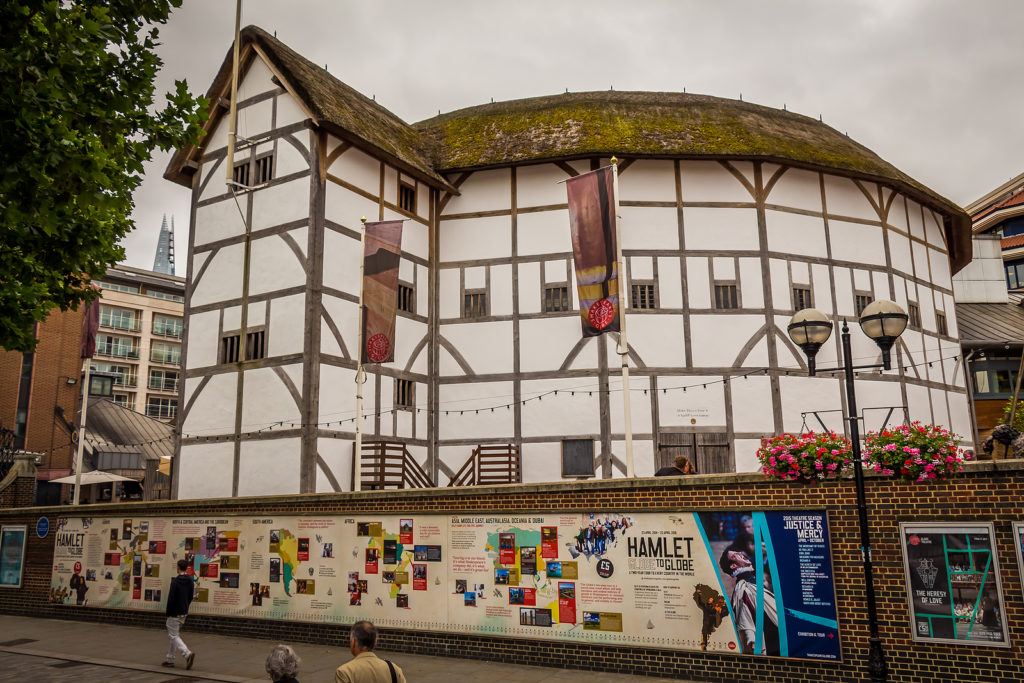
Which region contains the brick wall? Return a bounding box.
[2,462,1023,682]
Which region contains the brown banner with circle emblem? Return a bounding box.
[361,220,404,364]
[566,166,620,337]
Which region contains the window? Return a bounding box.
[792,286,812,311]
[561,439,595,477]
[112,393,135,411]
[398,283,415,314]
[92,362,137,388]
[150,342,180,366]
[464,290,488,318]
[232,160,250,187]
[398,181,416,213]
[98,281,139,294]
[970,354,1021,398]
[395,379,415,410]
[253,154,274,185]
[97,452,142,470]
[246,329,266,360]
[145,290,184,303]
[99,306,139,332]
[221,334,240,364]
[96,334,139,359]
[148,369,179,392]
[1005,261,1024,290]
[854,294,873,316]
[713,283,738,310]
[936,312,948,336]
[544,284,570,313]
[152,315,182,338]
[908,302,921,328]
[631,283,656,309]
[145,397,177,420]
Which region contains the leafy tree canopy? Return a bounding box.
[0,0,208,351]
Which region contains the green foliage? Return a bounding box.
[0,0,208,351]
[1001,400,1024,431]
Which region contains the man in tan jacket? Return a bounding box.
[335,620,407,683]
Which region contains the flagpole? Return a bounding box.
[354,217,367,491]
[610,157,635,478]
[71,358,90,505]
[225,0,242,185]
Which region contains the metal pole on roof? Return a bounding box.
[225,0,242,186]
[610,158,635,478]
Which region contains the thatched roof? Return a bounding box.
[166,27,971,271]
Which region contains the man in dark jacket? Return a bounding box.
[162,559,195,669]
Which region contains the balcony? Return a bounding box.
[152,323,183,339]
[148,378,179,392]
[149,350,181,366]
[99,319,141,333]
[95,346,140,360]
[145,403,177,420]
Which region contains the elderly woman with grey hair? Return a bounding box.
[265,644,300,683]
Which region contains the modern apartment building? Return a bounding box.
[93,264,185,423]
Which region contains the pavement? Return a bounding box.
[0,614,690,682]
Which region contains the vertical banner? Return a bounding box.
[899,522,1009,646]
[361,220,404,363]
[566,166,620,337]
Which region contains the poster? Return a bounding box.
[48,511,839,659]
[900,523,1009,646]
[0,525,27,588]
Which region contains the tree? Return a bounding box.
[0,0,208,351]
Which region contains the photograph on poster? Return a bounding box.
[900,523,1009,646]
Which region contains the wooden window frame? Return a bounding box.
[252,152,274,186]
[936,311,948,337]
[630,281,657,310]
[245,327,267,361]
[543,283,570,313]
[792,286,813,312]
[398,282,415,315]
[398,180,417,214]
[854,292,873,317]
[713,281,739,310]
[463,288,488,319]
[395,378,415,411]
[908,302,921,328]
[220,332,241,365]
[561,439,596,478]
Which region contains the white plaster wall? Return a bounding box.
[190,243,245,307]
[608,375,652,434]
[248,232,308,296]
[181,373,237,434]
[619,160,676,202]
[186,311,220,369]
[620,206,678,250]
[734,438,763,473]
[683,207,759,252]
[658,376,727,427]
[251,179,309,231]
[519,442,565,484]
[680,161,754,202]
[441,321,513,374]
[517,209,571,257]
[241,365,302,427]
[322,228,360,295]
[516,163,571,208]
[234,99,273,140]
[194,196,249,247]
[237,439,301,496]
[779,375,845,433]
[320,295,357,359]
[437,382,514,439]
[766,210,828,258]
[440,215,511,262]
[443,169,511,214]
[268,293,307,357]
[627,315,686,368]
[690,315,767,367]
[318,364,375,424]
[329,147,381,196]
[765,167,822,212]
[274,135,309,177]
[730,375,776,433]
[394,317,427,372]
[491,264,513,316]
[907,200,926,241]
[824,175,878,220]
[178,443,234,499]
[439,269,460,319]
[888,229,913,275]
[737,258,763,308]
[325,182,379,232]
[687,257,712,309]
[829,220,886,266]
[237,56,277,100]
[403,221,429,262]
[657,258,683,309]
[317,437,352,492]
[519,317,589,373]
[520,377,601,438]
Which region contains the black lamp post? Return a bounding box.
[787,299,908,683]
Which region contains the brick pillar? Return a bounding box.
[0,452,39,508]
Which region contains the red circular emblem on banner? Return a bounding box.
[588,298,615,330]
[727,641,736,650]
[74,561,82,574]
[366,334,390,362]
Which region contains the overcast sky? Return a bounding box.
[126,0,1024,275]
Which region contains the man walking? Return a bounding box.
[335,620,407,682]
[162,558,196,670]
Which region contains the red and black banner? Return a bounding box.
[361,220,404,364]
[566,166,620,337]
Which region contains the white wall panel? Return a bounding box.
[248,233,308,295]
[619,160,677,202]
[443,169,511,214]
[734,438,763,473]
[766,210,828,257]
[329,147,381,197]
[181,373,237,435]
[517,209,571,257]
[627,314,686,368]
[268,293,306,356]
[730,375,775,433]
[609,375,651,433]
[194,196,248,246]
[684,207,758,252]
[520,378,600,438]
[690,314,764,367]
[439,268,460,319]
[823,175,877,220]
[274,134,309,177]
[519,262,541,315]
[516,163,571,208]
[738,258,763,308]
[491,264,514,316]
[437,381,514,439]
[520,442,569,484]
[765,168,822,212]
[321,296,357,359]
[686,257,711,309]
[440,215,511,262]
[322,229,360,295]
[237,439,301,496]
[829,220,886,266]
[621,205,679,250]
[317,437,353,492]
[178,443,234,499]
[442,321,513,374]
[237,57,276,100]
[658,376,727,427]
[241,365,302,427]
[186,311,220,369]
[325,182,379,230]
[190,243,245,307]
[680,161,754,202]
[657,257,683,309]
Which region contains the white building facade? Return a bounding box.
[167,27,973,499]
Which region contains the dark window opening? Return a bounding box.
[398,284,415,314]
[232,161,249,187]
[714,283,738,310]
[855,294,873,316]
[395,379,415,410]
[544,285,570,313]
[398,182,416,213]
[220,334,240,364]
[464,291,487,318]
[631,283,656,309]
[936,312,948,336]
[253,154,274,185]
[246,329,266,360]
[792,286,812,311]
[908,303,921,328]
[561,439,595,477]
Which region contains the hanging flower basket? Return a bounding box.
[756,432,854,482]
[862,422,970,483]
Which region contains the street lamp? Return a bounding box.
[787,300,908,683]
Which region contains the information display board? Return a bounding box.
[0,525,27,588]
[899,522,1009,646]
[49,510,840,659]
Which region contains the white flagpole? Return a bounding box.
[225,0,242,185]
[611,158,635,478]
[353,217,367,491]
[71,358,90,505]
